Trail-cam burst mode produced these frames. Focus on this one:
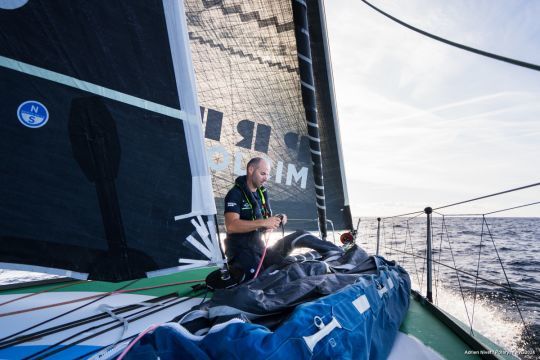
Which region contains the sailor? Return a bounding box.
[224,157,343,281]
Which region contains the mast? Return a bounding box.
[292,0,328,239]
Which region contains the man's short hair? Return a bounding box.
[246,157,264,172]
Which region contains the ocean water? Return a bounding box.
[358,216,539,359]
[1,217,538,358]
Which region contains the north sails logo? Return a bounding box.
[17,100,49,128]
[0,0,29,10]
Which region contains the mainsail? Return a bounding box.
[0,0,220,281]
[185,0,353,232]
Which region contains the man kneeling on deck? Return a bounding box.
[224,157,343,281]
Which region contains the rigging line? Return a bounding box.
[433,211,483,217]
[0,279,205,318]
[81,299,206,360]
[434,217,445,306]
[0,280,86,308]
[433,201,540,217]
[0,279,139,344]
[360,0,540,72]
[419,222,428,293]
[393,183,540,219]
[31,298,175,360]
[116,323,161,360]
[381,221,387,256]
[483,218,536,349]
[433,182,540,211]
[0,280,85,307]
[199,288,210,305]
[400,221,408,265]
[24,296,194,360]
[380,244,540,302]
[470,218,485,336]
[382,210,424,220]
[0,292,178,349]
[21,297,181,360]
[405,220,422,287]
[24,293,205,360]
[72,335,137,360]
[441,217,475,330]
[484,201,540,215]
[391,222,398,258]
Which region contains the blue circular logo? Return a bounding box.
[17,100,49,128]
[0,1,29,10]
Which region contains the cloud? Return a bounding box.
[326,0,540,216]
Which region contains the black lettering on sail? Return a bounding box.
[236,119,254,149]
[254,123,271,153]
[284,132,299,150]
[205,108,223,141]
[284,132,310,163]
[298,135,310,163]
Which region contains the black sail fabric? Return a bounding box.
[185,0,353,230]
[0,0,218,281]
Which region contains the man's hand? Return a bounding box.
[263,216,282,231]
[274,214,288,226]
[225,212,282,233]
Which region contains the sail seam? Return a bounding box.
[0,55,191,123]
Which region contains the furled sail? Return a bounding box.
[0,0,220,281]
[185,0,353,231]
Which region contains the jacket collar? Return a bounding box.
[234,175,268,219]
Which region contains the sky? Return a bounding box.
[324,0,540,217]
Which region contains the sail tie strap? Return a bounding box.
[97,304,128,345]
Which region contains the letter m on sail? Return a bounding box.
[286,164,308,189]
